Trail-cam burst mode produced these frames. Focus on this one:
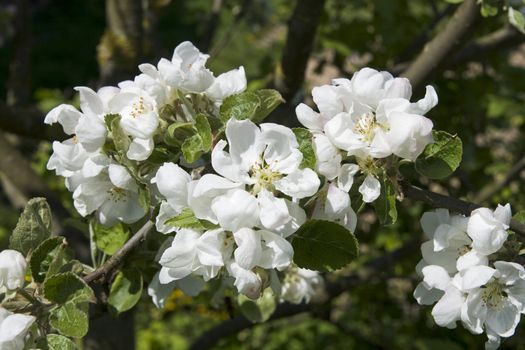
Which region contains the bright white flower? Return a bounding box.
[152,163,193,234]
[72,164,145,226]
[461,261,525,349]
[205,66,247,103]
[467,204,511,256]
[0,308,35,350]
[280,267,324,304]
[311,134,342,180]
[0,250,27,292]
[298,68,437,161]
[420,209,488,273]
[159,228,233,283]
[312,184,357,232]
[211,118,318,234]
[158,41,215,93]
[226,227,294,298]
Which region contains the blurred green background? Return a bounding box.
[0,0,524,349]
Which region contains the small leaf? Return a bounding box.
[509,7,525,34]
[108,268,143,315]
[44,272,94,305]
[47,334,77,350]
[219,89,283,124]
[30,237,71,283]
[219,92,260,123]
[165,208,217,230]
[10,198,52,255]
[238,287,276,323]
[292,220,359,272]
[480,2,498,17]
[181,134,204,163]
[50,302,89,338]
[107,114,131,156]
[292,128,316,169]
[251,89,284,123]
[415,131,462,179]
[93,222,130,256]
[164,122,195,147]
[194,114,212,152]
[373,176,398,225]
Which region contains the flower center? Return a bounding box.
[353,113,389,143]
[249,160,282,194]
[130,96,146,118]
[457,244,471,256]
[107,187,128,203]
[481,281,506,309]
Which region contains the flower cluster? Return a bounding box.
[45,41,246,226]
[414,205,524,349]
[297,68,437,204]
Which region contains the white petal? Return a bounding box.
[108,164,136,191]
[312,85,345,117]
[461,265,496,290]
[456,250,488,272]
[337,163,359,192]
[408,85,438,115]
[413,282,444,306]
[384,111,433,161]
[325,184,350,218]
[211,140,249,183]
[75,86,103,117]
[154,162,191,210]
[211,189,259,232]
[312,134,342,180]
[493,203,512,227]
[44,104,82,135]
[127,137,154,161]
[358,174,381,203]
[259,230,294,270]
[75,114,107,152]
[420,209,450,239]
[431,286,463,328]
[233,228,262,270]
[205,66,247,102]
[274,168,320,199]
[296,103,324,131]
[422,265,451,291]
[225,118,263,172]
[257,189,291,230]
[486,300,520,337]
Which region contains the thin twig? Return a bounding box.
[401,0,480,91]
[83,220,154,284]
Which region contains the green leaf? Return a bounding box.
[138,185,151,215]
[181,134,205,163]
[219,92,260,123]
[219,89,283,124]
[107,114,131,156]
[93,222,130,256]
[30,237,71,283]
[10,198,52,255]
[509,7,525,34]
[480,2,498,17]
[50,301,89,338]
[194,114,212,152]
[165,208,217,230]
[165,121,195,147]
[292,128,316,169]
[108,268,143,315]
[292,220,359,272]
[47,334,77,350]
[373,176,398,225]
[251,89,284,123]
[415,131,462,179]
[238,287,276,323]
[44,272,94,305]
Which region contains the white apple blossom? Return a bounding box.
[461,262,525,349]
[73,164,145,226]
[280,267,324,304]
[467,204,512,256]
[0,250,27,292]
[158,228,233,283]
[312,183,357,232]
[211,118,318,234]
[0,308,35,350]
